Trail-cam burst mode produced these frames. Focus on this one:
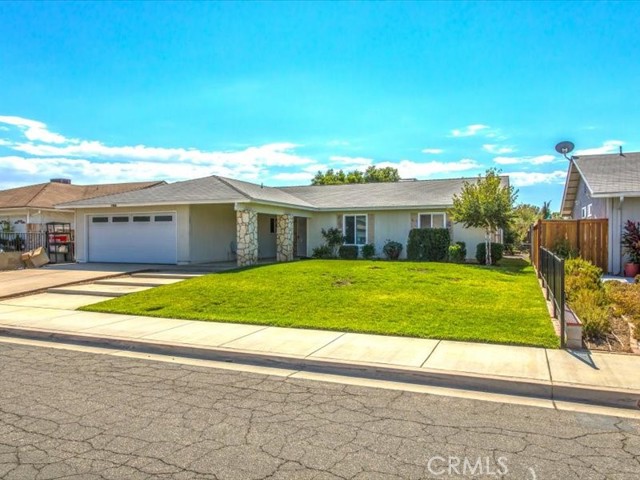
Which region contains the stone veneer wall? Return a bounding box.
[236,209,258,266]
[276,214,294,262]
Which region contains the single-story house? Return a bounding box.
[0,178,165,233]
[57,174,507,266]
[561,150,640,274]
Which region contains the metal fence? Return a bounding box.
[538,246,566,347]
[0,232,48,253]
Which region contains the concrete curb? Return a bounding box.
[1,324,639,411]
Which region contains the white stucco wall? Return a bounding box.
[0,209,75,233]
[189,204,236,263]
[306,209,483,260]
[73,204,190,263]
[451,223,492,260]
[609,196,640,274]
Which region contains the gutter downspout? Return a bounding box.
[619,196,624,275]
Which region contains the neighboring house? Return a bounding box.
[0,179,165,233]
[561,150,640,274]
[58,174,507,266]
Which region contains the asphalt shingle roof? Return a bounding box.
[573,152,640,195]
[280,178,486,209]
[0,181,164,209]
[58,175,509,210]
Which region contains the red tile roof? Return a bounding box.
[0,181,165,209]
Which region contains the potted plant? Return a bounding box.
[622,220,640,277]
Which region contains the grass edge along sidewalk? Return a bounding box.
[82,258,559,348]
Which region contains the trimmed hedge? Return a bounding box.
[311,245,333,259]
[475,242,504,265]
[338,245,359,260]
[361,243,376,259]
[407,228,451,261]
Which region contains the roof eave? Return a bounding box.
[55,199,247,209]
[591,191,640,198]
[316,204,453,212]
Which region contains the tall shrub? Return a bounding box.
[407,228,451,261]
[320,227,344,258]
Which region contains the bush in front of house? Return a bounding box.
[448,243,465,263]
[361,243,376,260]
[564,257,611,340]
[475,242,504,265]
[407,228,450,261]
[570,288,611,339]
[605,281,640,336]
[382,240,403,260]
[312,245,333,259]
[321,227,345,257]
[564,257,602,301]
[338,245,359,260]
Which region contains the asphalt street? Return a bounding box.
[0,340,639,479]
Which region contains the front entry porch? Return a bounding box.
[235,207,309,267]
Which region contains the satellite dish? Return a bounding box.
[555,141,575,158]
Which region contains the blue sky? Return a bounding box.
[1,1,638,209]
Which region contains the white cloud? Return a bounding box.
[421,148,443,154]
[271,172,314,182]
[328,156,374,171]
[0,155,244,184]
[505,170,567,187]
[0,116,71,144]
[450,124,490,137]
[483,144,515,154]
[574,140,625,156]
[494,154,556,165]
[10,140,313,168]
[377,158,480,178]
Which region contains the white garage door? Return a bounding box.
[88,213,177,264]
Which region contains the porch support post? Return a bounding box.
[276,214,294,262]
[236,208,258,267]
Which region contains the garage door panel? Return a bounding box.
[88,213,177,264]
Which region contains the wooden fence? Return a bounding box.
[531,219,608,271]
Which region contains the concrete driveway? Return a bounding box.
[0,263,156,300]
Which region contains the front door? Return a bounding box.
[294,217,307,257]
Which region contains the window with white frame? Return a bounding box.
[343,214,367,245]
[419,212,446,228]
[581,206,587,218]
[587,203,592,218]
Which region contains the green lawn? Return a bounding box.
[82,258,559,348]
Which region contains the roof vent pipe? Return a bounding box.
[619,145,624,156]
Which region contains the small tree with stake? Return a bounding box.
[449,168,517,266]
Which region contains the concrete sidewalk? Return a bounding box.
[0,302,639,410]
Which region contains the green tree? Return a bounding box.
[510,203,542,250]
[449,168,518,265]
[312,165,400,185]
[540,200,552,220]
[363,166,400,183]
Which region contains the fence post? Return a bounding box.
[560,257,566,348]
[551,254,556,318]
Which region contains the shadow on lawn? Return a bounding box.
[462,258,533,276]
[215,257,533,277]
